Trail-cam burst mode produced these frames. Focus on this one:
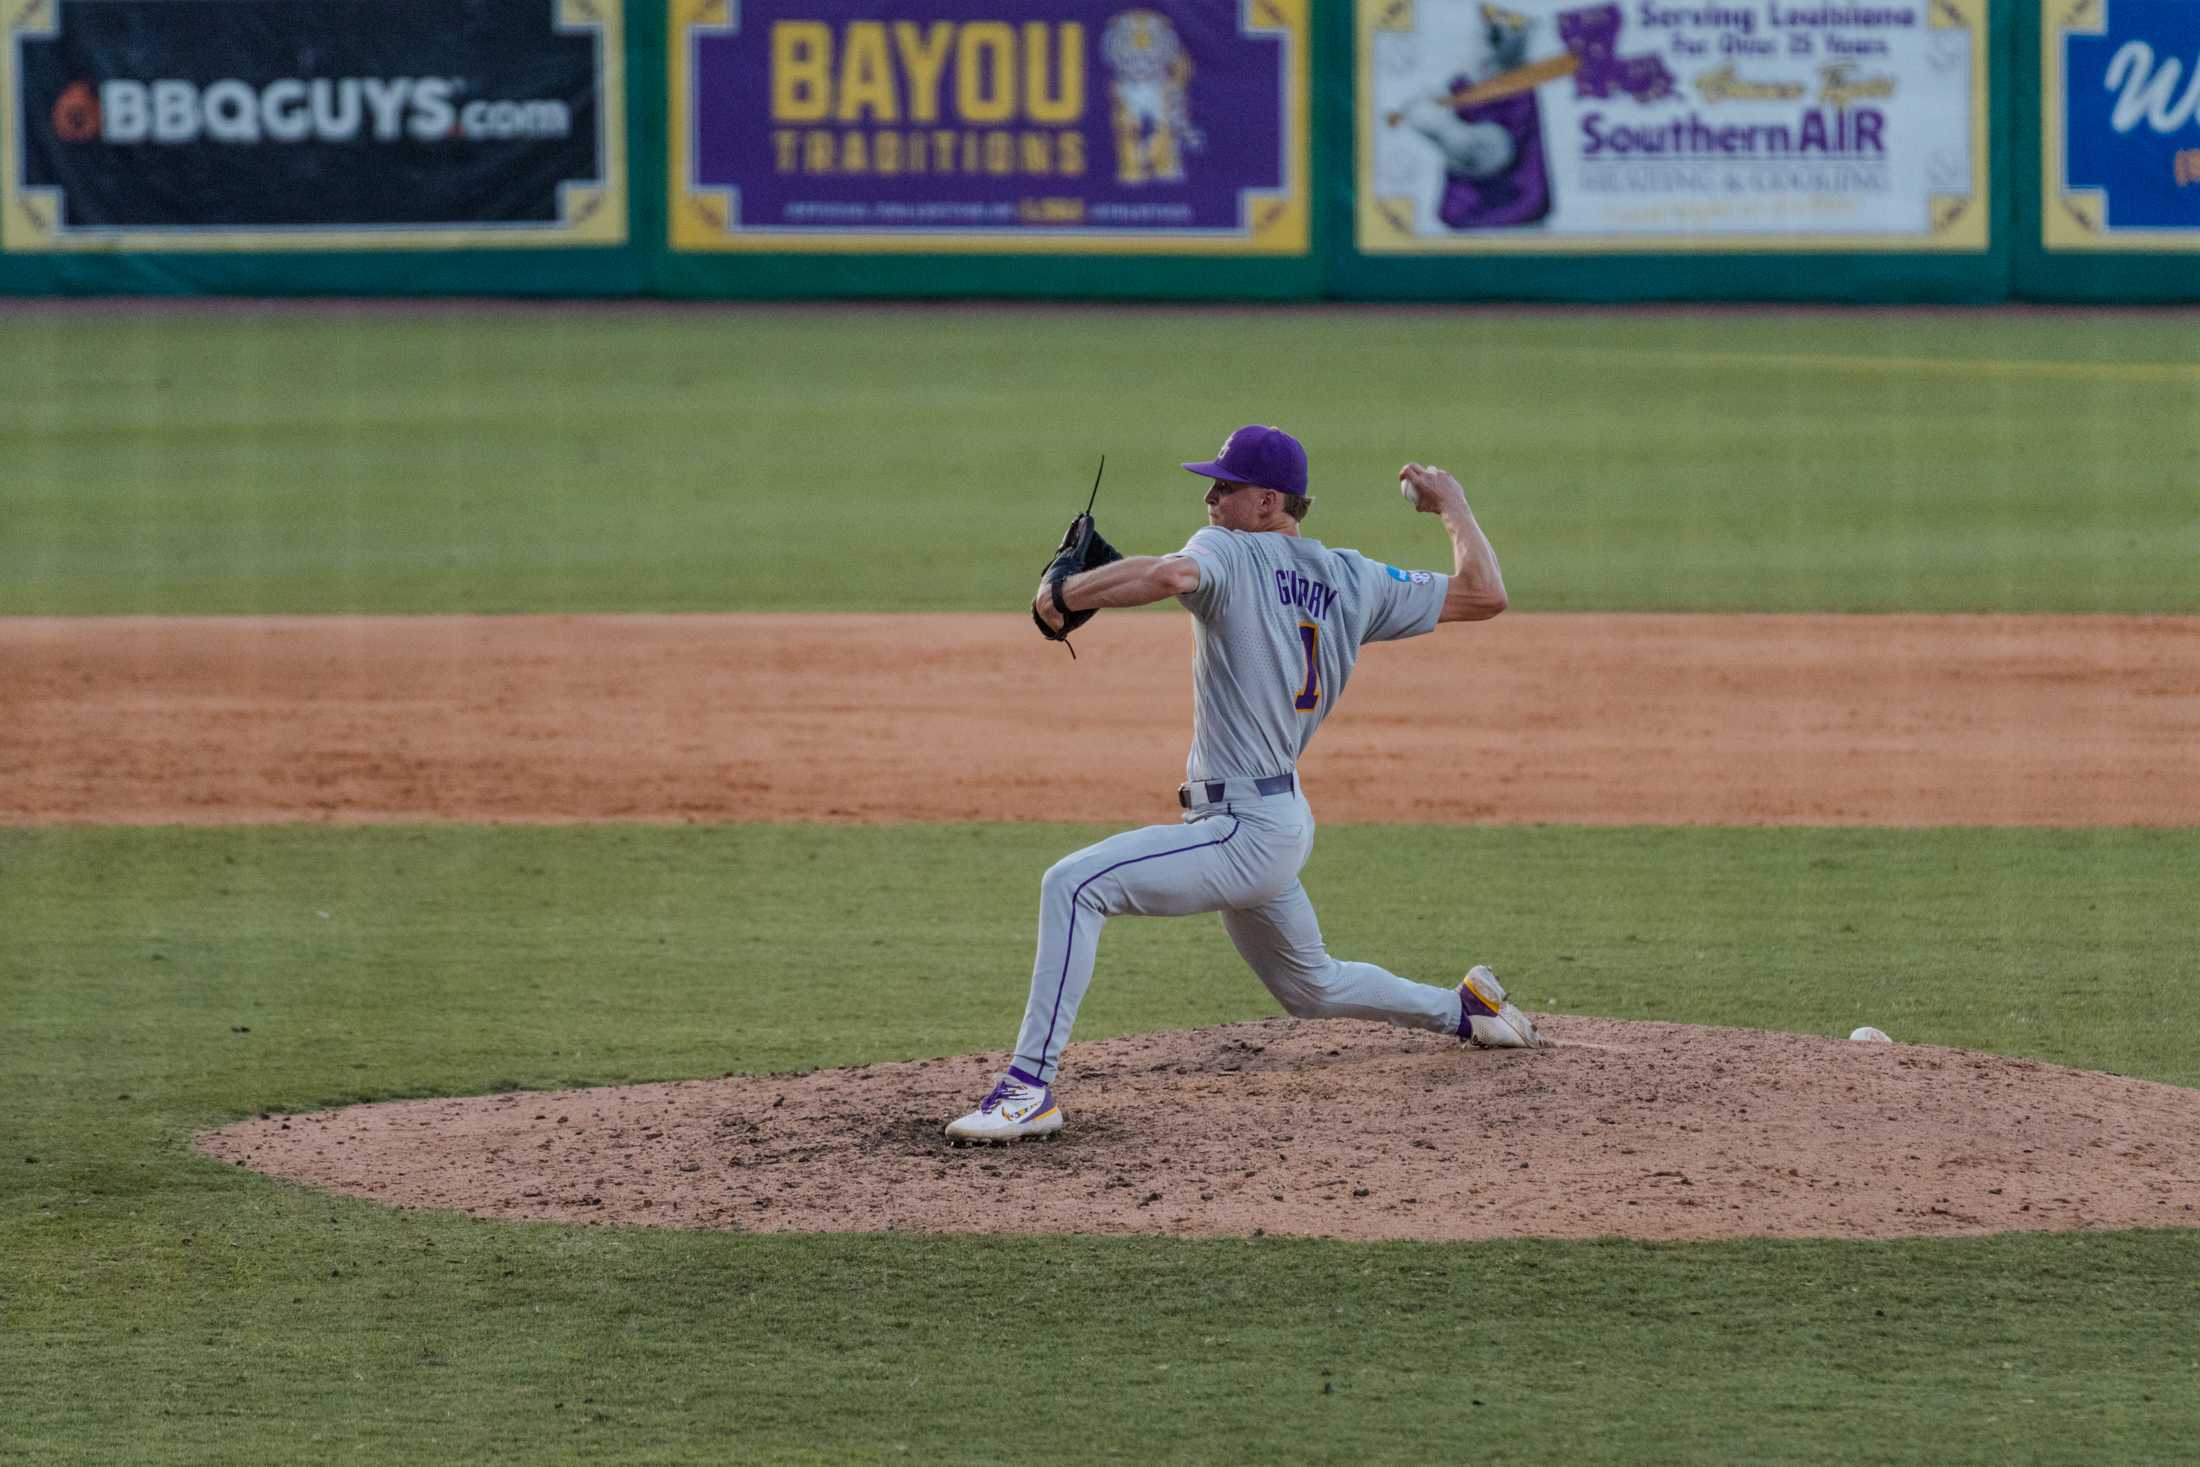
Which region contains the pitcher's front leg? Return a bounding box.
[1009,815,1248,1084]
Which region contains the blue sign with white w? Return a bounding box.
[2065,0,2200,229]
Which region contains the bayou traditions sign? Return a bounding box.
[671,0,1309,254]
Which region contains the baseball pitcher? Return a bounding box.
[947,425,1537,1143]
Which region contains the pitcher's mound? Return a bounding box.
[199,1017,2200,1242]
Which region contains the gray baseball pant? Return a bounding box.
[1009,790,1464,1084]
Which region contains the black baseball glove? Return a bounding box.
[1033,512,1123,649]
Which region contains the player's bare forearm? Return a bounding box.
[1052,555,1200,613]
[1398,462,1508,623]
[1435,500,1507,622]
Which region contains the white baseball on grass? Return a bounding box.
[1849,1026,1893,1043]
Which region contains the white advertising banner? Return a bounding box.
[1357,0,1990,252]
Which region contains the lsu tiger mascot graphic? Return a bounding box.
[1398,3,1552,229]
[1103,9,1204,185]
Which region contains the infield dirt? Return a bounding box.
[6,612,2197,826]
[19,609,2196,1242]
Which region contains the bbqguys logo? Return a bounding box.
[47,76,574,145]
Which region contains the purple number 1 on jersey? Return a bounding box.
[1294,622,1321,711]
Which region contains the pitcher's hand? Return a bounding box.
[1398,462,1469,515]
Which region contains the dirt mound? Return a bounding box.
[8,613,2198,826]
[199,1017,2200,1242]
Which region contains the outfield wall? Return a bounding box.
[0,0,2191,300]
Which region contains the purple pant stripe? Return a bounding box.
[1032,818,1242,1079]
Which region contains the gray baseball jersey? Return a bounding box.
[1007,526,1464,1086]
[1169,526,1448,781]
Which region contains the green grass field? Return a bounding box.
[2,307,2197,614]
[7,824,2200,1464]
[5,305,2198,1464]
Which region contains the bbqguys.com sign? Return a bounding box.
[57,77,575,145]
[5,0,625,249]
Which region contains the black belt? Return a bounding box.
[1178,772,1296,808]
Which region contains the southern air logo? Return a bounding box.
[1103,9,1203,184]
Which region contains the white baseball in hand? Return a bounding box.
[1399,475,1417,505]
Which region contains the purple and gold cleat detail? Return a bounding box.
[945,1066,1066,1143]
[1458,965,1540,1049]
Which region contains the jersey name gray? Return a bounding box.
[1169,526,1447,782]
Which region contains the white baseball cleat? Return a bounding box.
[944,1069,1065,1143]
[1458,965,1540,1049]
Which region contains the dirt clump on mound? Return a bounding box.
[200,1016,2200,1243]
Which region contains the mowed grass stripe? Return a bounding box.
[3,307,2196,615]
[6,822,2199,1464]
[1547,346,2200,386]
[13,1227,2200,1466]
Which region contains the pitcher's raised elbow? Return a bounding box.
[1445,590,1507,622]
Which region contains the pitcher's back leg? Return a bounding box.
[1221,881,1460,1034]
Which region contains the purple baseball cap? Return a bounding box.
[1180,425,1308,497]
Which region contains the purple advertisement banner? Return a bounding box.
[671,0,1308,252]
